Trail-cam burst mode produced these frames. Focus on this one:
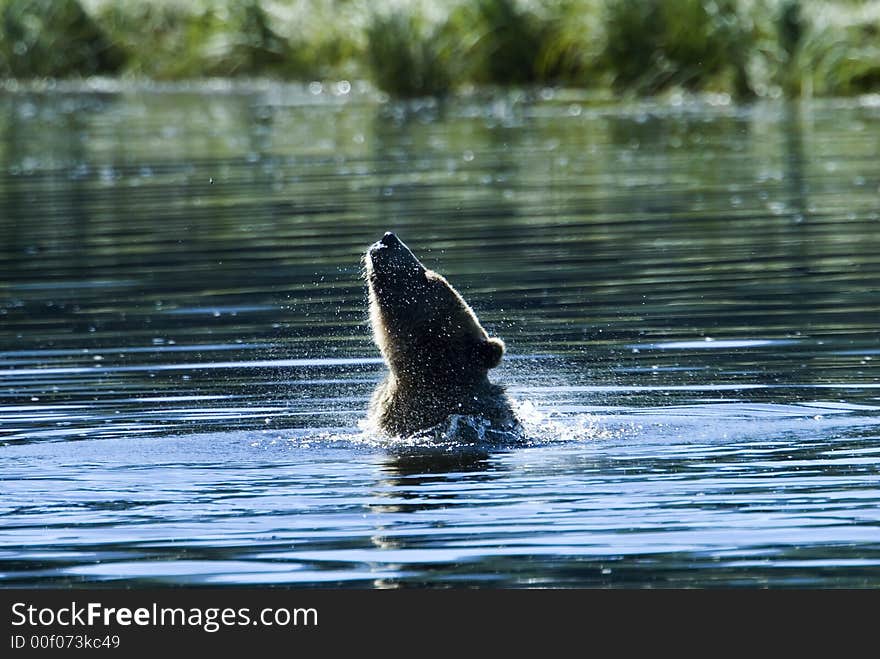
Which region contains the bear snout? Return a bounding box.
[368,232,399,261]
[367,232,423,279]
[368,232,399,254]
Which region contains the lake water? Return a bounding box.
[1,83,879,587]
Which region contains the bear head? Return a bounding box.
[364,232,505,389]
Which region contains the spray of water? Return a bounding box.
[282,400,634,450]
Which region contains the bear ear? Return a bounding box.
[480,337,505,369]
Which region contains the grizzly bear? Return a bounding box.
[364,232,519,438]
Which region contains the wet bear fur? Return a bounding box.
[364,232,518,437]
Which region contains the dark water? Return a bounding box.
[1,83,879,587]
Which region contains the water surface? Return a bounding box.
[1,84,879,587]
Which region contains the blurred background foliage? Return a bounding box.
[1,0,879,98]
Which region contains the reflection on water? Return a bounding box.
[1,85,879,587]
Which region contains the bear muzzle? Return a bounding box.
[366,232,425,283]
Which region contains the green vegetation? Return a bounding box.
[365,8,454,96]
[1,0,879,99]
[0,0,123,77]
[601,0,753,96]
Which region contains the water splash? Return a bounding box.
[288,402,629,450]
[350,414,522,450]
[513,400,631,443]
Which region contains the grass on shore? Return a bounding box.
[1,0,879,99]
